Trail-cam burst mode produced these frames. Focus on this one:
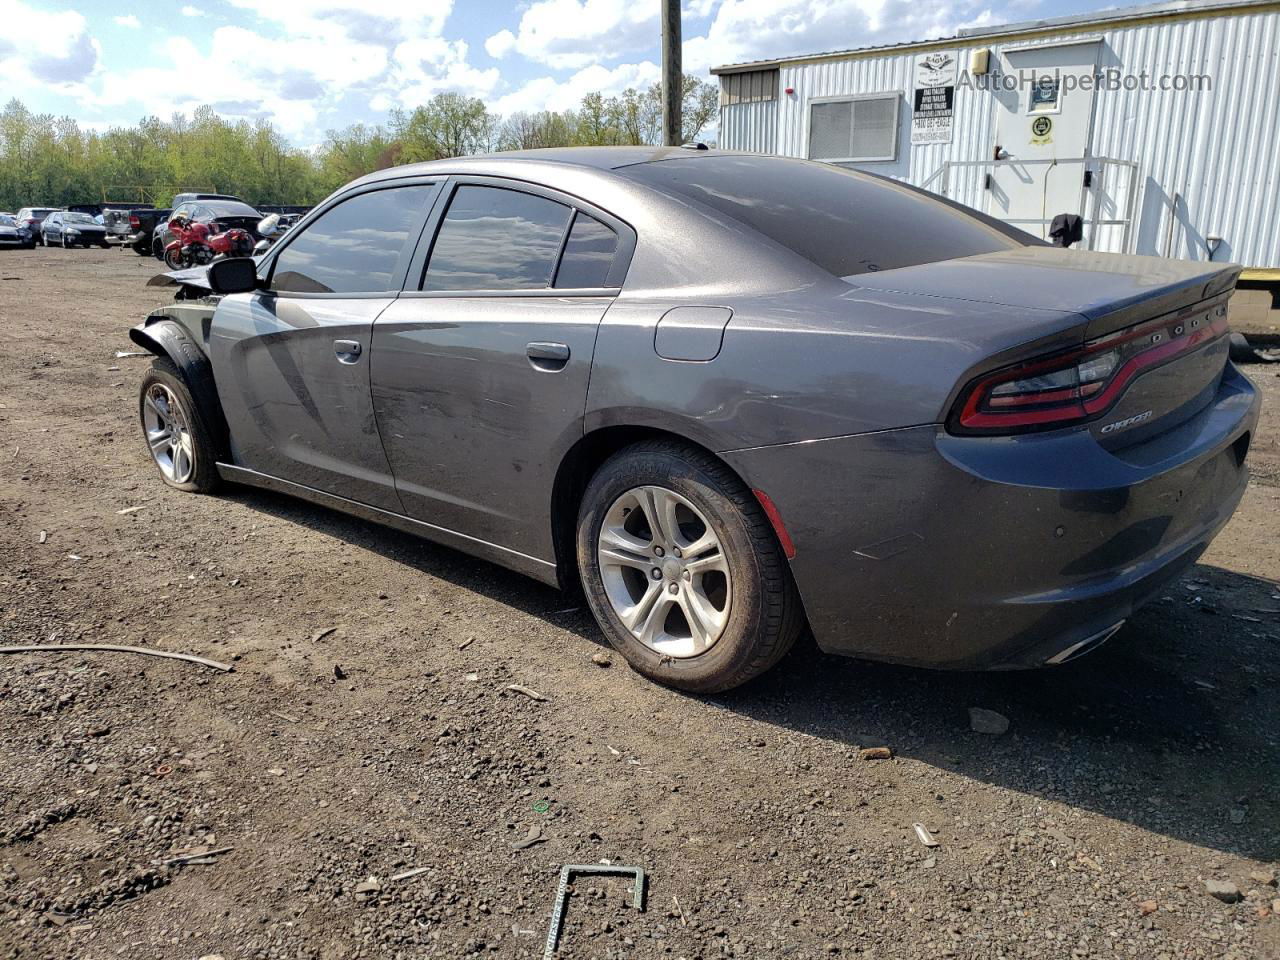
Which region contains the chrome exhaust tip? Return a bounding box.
[1046,620,1126,665]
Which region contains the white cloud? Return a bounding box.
[484,29,516,59]
[225,0,454,41]
[390,37,500,105]
[684,0,720,16]
[682,0,991,72]
[180,5,203,16]
[0,0,101,87]
[494,60,660,115]
[74,3,497,144]
[506,0,657,69]
[113,14,141,29]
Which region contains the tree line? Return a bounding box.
[0,77,718,211]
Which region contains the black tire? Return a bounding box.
[576,440,804,693]
[163,247,183,270]
[138,356,221,494]
[133,243,150,256]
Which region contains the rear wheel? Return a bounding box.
[576,440,803,693]
[138,357,221,493]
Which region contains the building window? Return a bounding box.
[720,69,779,106]
[808,94,900,163]
[1030,77,1060,112]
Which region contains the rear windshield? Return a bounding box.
[204,201,259,217]
[620,155,1038,277]
[64,212,96,224]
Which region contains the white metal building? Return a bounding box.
[712,0,1280,280]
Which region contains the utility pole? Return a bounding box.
[661,0,682,146]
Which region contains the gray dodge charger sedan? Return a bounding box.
[130,147,1259,692]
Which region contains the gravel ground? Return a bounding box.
[1,246,1279,960]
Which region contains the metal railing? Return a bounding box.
[919,156,1140,253]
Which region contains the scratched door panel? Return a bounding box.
[211,294,403,511]
[370,296,609,559]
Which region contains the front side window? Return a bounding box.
[423,185,572,292]
[270,184,435,295]
[808,95,900,163]
[553,213,618,288]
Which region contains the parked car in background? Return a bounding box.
[16,207,61,245]
[153,199,263,258]
[128,149,1259,693]
[0,214,35,249]
[171,192,245,206]
[127,208,172,256]
[42,211,109,248]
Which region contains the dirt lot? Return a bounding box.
[2,246,1279,960]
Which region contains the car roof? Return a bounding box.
[357,145,737,183]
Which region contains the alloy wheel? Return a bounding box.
[597,485,731,658]
[142,383,195,483]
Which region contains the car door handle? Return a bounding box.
[334,339,362,363]
[526,341,570,372]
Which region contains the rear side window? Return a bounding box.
[621,155,1037,277]
[553,213,618,288]
[270,185,435,294]
[424,186,572,291]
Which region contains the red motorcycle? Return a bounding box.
[163,215,255,269]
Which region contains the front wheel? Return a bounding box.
[163,247,184,270]
[138,357,221,493]
[576,440,804,693]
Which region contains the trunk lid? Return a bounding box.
[850,247,1238,333]
[852,247,1239,445]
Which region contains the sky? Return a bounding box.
[2,0,1124,146]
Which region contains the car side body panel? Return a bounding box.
[371,293,612,559]
[209,293,404,511]
[584,288,1087,451]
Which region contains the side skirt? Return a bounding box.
[215,463,561,588]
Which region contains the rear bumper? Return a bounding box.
[724,364,1259,669]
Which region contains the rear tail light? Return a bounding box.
[951,305,1229,434]
[129,214,140,228]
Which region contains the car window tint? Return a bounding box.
[553,212,618,288]
[621,155,1037,277]
[271,185,435,295]
[423,186,571,291]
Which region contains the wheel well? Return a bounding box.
[130,319,231,459]
[549,425,749,592]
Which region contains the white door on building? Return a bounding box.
[988,39,1101,239]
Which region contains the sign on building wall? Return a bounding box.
[911,52,956,144]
